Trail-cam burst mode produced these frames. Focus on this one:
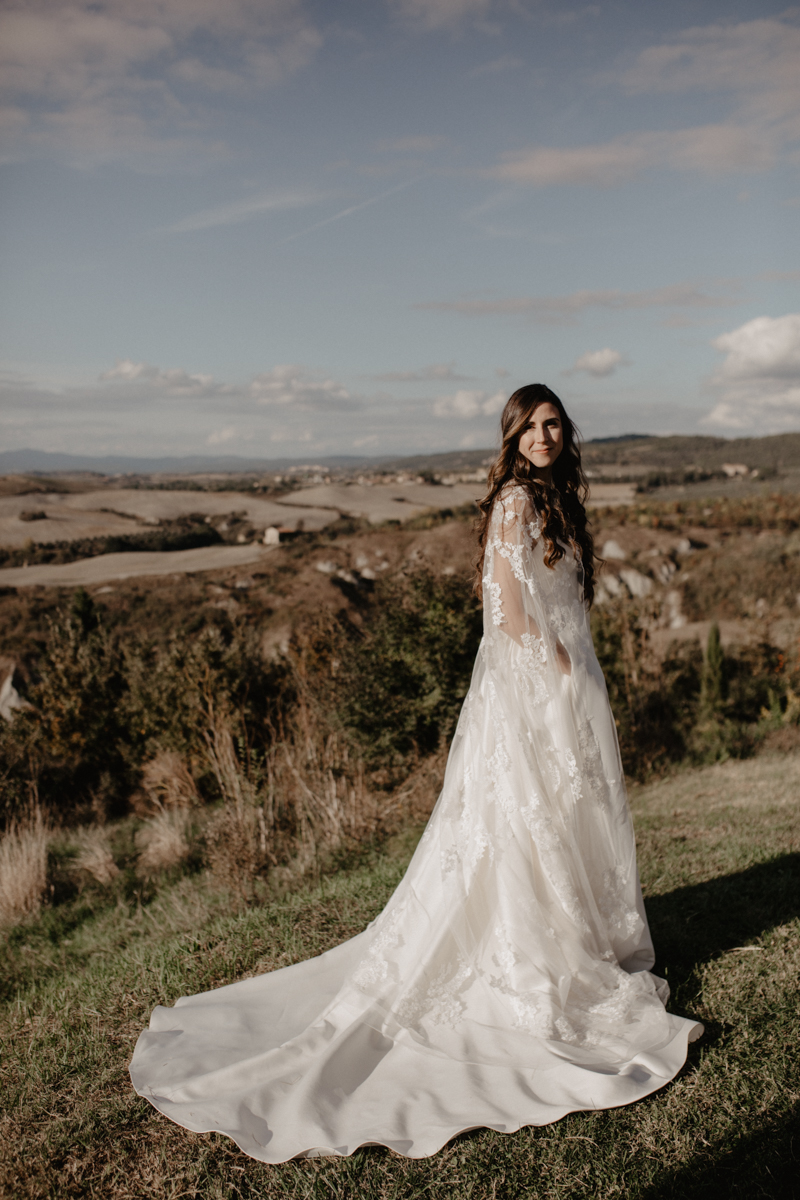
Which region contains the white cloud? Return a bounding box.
[206,426,237,445]
[489,123,773,188]
[162,191,327,235]
[374,362,470,382]
[98,358,359,411]
[249,364,358,410]
[485,15,800,188]
[704,314,800,429]
[566,348,628,378]
[0,0,322,164]
[433,388,505,419]
[619,16,800,130]
[418,279,741,323]
[100,359,218,394]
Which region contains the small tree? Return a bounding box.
[700,621,724,717]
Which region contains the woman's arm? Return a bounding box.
[486,488,571,675]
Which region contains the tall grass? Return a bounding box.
[0,808,48,926]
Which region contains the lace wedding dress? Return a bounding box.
[130,485,702,1161]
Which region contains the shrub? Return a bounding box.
[135,810,192,878]
[139,750,198,812]
[71,825,119,886]
[308,567,483,763]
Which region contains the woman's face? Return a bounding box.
[517,402,564,474]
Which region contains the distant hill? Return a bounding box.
[4,433,800,478]
[580,433,800,472]
[0,449,373,475]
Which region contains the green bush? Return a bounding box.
[0,590,291,823]
[296,567,482,764]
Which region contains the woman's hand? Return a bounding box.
[555,639,572,676]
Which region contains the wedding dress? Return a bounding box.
[130,484,702,1161]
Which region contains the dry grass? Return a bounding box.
[276,704,382,873]
[202,702,388,893]
[135,810,191,878]
[71,825,120,886]
[0,808,48,927]
[140,749,198,812]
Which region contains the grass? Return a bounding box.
[1,756,798,1200]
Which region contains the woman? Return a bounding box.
[130,384,702,1162]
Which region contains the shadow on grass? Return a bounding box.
[638,1104,799,1200]
[645,852,800,986]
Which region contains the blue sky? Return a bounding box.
[1,0,799,460]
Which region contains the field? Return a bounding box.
[1,753,798,1199]
[1,468,800,1198]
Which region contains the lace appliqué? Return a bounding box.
[578,720,612,810]
[486,579,504,627]
[598,866,642,940]
[565,748,583,804]
[516,632,548,704]
[352,907,405,989]
[395,961,474,1028]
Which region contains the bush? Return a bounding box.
[0,591,291,824]
[314,567,483,762]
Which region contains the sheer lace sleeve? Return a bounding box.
[483,485,571,677]
[485,486,542,647]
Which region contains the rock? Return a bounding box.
[315,560,337,574]
[654,559,677,585]
[601,539,626,561]
[601,574,626,598]
[619,568,653,598]
[664,589,686,629]
[0,667,27,722]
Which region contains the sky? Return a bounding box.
[1,0,799,461]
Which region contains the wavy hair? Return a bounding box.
[475,383,596,606]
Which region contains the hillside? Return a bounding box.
[1,753,797,1198]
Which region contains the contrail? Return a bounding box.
[274,178,420,247]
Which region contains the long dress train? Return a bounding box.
[129,485,702,1161]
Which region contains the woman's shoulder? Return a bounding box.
[490,483,542,542]
[495,481,535,517]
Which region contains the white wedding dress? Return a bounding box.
[130,485,702,1161]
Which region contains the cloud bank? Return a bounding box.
[418,279,740,323]
[0,0,322,163]
[705,314,800,429]
[485,15,800,188]
[433,389,506,419]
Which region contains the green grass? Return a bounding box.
[1,757,798,1200]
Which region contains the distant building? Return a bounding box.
[721,463,749,478]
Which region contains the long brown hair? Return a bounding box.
[475,383,596,606]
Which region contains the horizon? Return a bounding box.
[6,426,800,478]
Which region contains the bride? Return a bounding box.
[130,384,702,1162]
